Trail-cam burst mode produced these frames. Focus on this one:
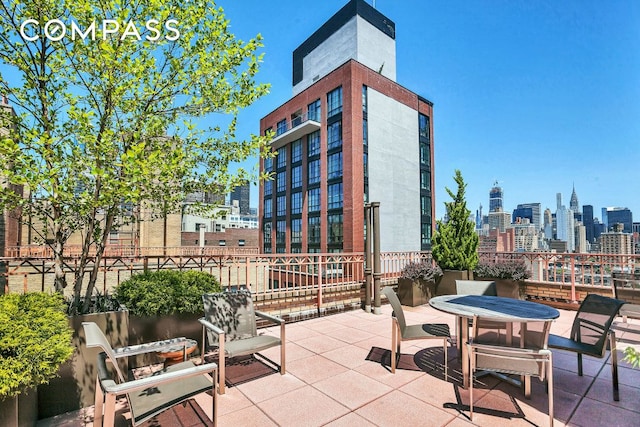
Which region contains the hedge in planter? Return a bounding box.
[474,261,531,299]
[0,292,74,399]
[397,261,442,306]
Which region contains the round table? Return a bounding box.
[156,339,198,368]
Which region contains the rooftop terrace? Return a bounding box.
[38,302,640,427]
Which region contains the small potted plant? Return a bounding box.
[474,260,531,299]
[0,292,73,426]
[397,261,443,306]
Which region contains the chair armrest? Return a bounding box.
[255,310,285,325]
[199,317,225,336]
[112,337,191,358]
[100,361,218,395]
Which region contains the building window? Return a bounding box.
[328,214,343,245]
[291,218,302,244]
[363,120,368,146]
[277,195,286,217]
[421,223,431,246]
[327,121,342,149]
[276,220,286,244]
[263,222,272,244]
[308,187,320,213]
[419,142,430,167]
[308,130,320,157]
[327,87,342,117]
[277,148,287,169]
[218,240,226,246]
[263,246,272,253]
[291,165,302,189]
[264,179,273,197]
[363,153,368,179]
[276,119,287,136]
[291,139,302,163]
[419,113,430,139]
[291,191,302,215]
[421,195,431,216]
[308,216,321,245]
[308,159,320,186]
[239,239,245,246]
[362,85,368,114]
[264,156,273,172]
[328,182,343,210]
[308,99,321,122]
[327,151,342,180]
[276,171,286,193]
[263,198,272,218]
[420,170,430,191]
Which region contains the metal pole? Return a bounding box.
[364,203,372,313]
[372,202,382,314]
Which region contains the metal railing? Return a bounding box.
[2,250,639,308]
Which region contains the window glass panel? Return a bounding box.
[420,142,429,166]
[420,170,430,191]
[328,214,343,244]
[276,119,287,136]
[263,222,272,244]
[264,156,273,172]
[421,223,432,246]
[308,99,321,122]
[291,219,302,244]
[276,220,286,244]
[308,131,320,157]
[276,171,286,193]
[308,159,320,185]
[277,148,287,169]
[308,188,320,212]
[291,166,302,189]
[327,87,343,117]
[327,121,342,149]
[308,216,321,245]
[327,151,343,180]
[363,153,368,179]
[328,182,343,210]
[277,195,286,217]
[291,191,302,214]
[263,198,272,218]
[264,179,273,196]
[419,114,430,140]
[291,140,302,163]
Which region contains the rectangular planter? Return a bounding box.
[397,278,437,307]
[0,389,37,427]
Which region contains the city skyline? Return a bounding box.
[219,0,639,221]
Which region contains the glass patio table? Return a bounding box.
[429,294,560,389]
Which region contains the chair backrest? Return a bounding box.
[570,293,625,354]
[202,290,258,346]
[382,286,407,332]
[455,280,497,296]
[82,322,126,383]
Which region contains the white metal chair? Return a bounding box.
[82,321,217,427]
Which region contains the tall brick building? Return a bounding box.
[259,0,435,254]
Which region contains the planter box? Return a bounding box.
[436,270,473,296]
[475,277,524,300]
[0,389,37,427]
[128,313,202,368]
[397,278,437,307]
[37,309,128,420]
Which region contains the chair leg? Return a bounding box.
[94,376,104,427]
[577,353,583,376]
[469,347,474,421]
[443,338,448,381]
[280,321,286,375]
[103,393,116,427]
[212,367,218,427]
[218,339,226,395]
[548,354,554,427]
[610,331,619,401]
[390,319,397,373]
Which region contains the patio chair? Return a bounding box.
[82,322,217,427]
[548,293,625,401]
[382,286,451,377]
[468,315,555,426]
[200,289,285,394]
[456,280,511,344]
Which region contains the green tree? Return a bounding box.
[431,169,479,271]
[0,0,271,311]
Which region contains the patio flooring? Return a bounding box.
[38,302,640,426]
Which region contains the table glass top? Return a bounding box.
[429,295,560,322]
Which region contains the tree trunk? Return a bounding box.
[81,209,115,313]
[53,222,67,291]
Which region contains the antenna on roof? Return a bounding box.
[372,0,376,8]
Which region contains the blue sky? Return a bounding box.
[220,0,640,222]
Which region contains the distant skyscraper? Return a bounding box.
[543,208,553,239]
[489,182,503,212]
[583,205,595,243]
[556,206,575,252]
[230,182,250,215]
[569,185,579,213]
[513,203,541,230]
[476,204,483,229]
[602,207,633,233]
[556,193,562,210]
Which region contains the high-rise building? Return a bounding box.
[600,229,633,255]
[259,0,435,254]
[602,207,633,234]
[582,205,595,243]
[569,184,579,214]
[488,211,511,233]
[489,182,503,213]
[512,203,541,230]
[230,182,250,215]
[556,206,575,252]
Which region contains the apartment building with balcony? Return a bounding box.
[259,0,435,254]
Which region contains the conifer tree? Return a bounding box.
[431,170,479,271]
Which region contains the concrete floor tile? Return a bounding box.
[355,390,456,427]
[286,354,349,384]
[313,370,393,410]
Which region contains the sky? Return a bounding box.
[218,0,640,222]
